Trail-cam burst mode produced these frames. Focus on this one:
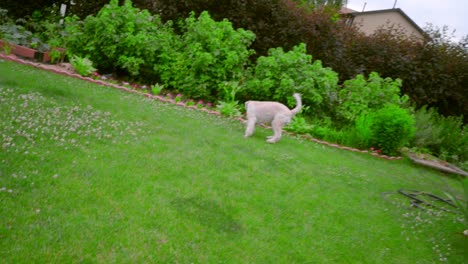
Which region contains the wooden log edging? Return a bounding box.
[0,53,402,160]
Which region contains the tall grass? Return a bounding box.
[0,60,466,263]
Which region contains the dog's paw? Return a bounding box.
[266,138,278,143]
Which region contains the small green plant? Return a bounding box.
[216,81,242,117]
[49,47,65,64]
[285,116,314,134]
[175,93,183,103]
[196,100,204,109]
[186,100,195,107]
[69,55,96,77]
[1,41,12,55]
[216,101,242,117]
[151,83,164,95]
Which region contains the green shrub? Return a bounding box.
[159,11,255,101]
[340,105,415,155]
[412,106,467,165]
[63,0,176,82]
[241,43,339,117]
[437,116,467,163]
[368,104,415,156]
[412,106,443,150]
[337,72,408,123]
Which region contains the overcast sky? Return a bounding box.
[346,0,467,41]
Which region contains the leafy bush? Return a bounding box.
[241,43,339,117]
[63,0,176,82]
[367,104,415,156]
[158,11,255,101]
[412,106,443,150]
[337,72,408,123]
[412,106,467,165]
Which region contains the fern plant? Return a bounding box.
[70,55,96,77]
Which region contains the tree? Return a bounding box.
[0,0,61,18]
[292,0,348,9]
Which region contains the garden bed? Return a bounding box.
[4,52,468,169]
[0,40,65,63]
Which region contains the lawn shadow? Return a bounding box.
[172,196,243,234]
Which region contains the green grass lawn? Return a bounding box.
[0,59,466,263]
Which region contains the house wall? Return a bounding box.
[353,11,425,40]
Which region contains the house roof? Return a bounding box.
[344,8,426,36]
[339,6,357,14]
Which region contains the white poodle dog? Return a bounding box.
[244,93,302,143]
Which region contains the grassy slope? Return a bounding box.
[0,60,466,263]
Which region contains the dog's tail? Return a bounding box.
[290,93,302,115]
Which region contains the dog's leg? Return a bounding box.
[244,117,257,138]
[266,118,284,143]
